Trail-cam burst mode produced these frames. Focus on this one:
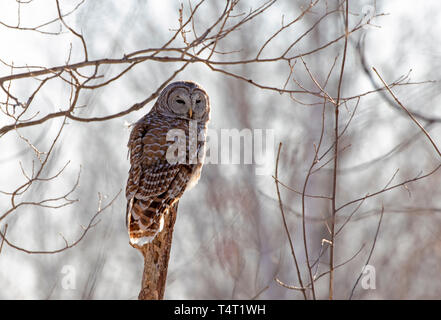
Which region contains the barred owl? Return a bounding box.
[126,81,210,247]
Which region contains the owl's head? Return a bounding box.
[154,81,210,122]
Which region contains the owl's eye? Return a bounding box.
[176,99,185,104]
[196,100,201,104]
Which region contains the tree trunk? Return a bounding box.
[137,203,178,300]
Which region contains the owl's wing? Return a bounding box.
[125,118,195,245]
[126,116,190,201]
[126,162,193,246]
[126,118,147,200]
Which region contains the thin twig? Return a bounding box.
[349,205,384,299]
[274,142,307,299]
[0,191,121,254]
[329,0,349,300]
[372,67,441,159]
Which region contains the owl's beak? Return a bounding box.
[188,107,193,119]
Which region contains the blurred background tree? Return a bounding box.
[0,0,440,299]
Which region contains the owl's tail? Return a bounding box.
[126,196,178,247]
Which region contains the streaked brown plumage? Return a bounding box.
[126,81,210,246]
